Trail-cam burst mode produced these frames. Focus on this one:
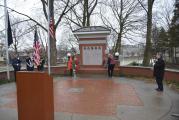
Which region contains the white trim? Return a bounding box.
[74,31,110,35]
[79,40,106,44]
[77,35,108,38]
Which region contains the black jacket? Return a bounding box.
[12,57,21,71]
[37,59,45,71]
[153,58,165,79]
[107,57,111,66]
[26,57,34,71]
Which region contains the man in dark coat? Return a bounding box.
[153,53,165,92]
[12,54,21,81]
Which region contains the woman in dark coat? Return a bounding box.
[153,53,165,91]
[107,54,115,77]
[26,56,34,71]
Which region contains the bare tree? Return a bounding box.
[40,0,81,65]
[156,0,174,30]
[60,27,79,50]
[83,0,98,26]
[56,0,99,54]
[100,0,142,53]
[10,17,35,54]
[1,0,81,65]
[151,0,174,63]
[64,0,98,27]
[138,0,156,66]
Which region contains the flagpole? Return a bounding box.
[47,0,51,75]
[4,0,10,80]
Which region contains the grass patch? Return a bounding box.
[0,79,15,85]
[128,61,140,66]
[166,79,179,92]
[128,61,143,66]
[119,73,126,77]
[175,83,179,89]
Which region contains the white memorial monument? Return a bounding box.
[73,26,110,67]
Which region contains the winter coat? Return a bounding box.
[153,58,165,79]
[26,57,34,71]
[68,57,72,70]
[12,57,21,71]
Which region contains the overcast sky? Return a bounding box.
[0,0,175,49]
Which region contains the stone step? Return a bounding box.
[77,67,119,75]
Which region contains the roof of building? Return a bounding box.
[73,26,110,33]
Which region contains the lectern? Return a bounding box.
[16,72,54,120]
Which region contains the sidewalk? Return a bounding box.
[0,75,178,120]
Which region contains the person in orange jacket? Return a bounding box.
[67,56,73,76]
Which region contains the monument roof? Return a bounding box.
[73,26,110,34]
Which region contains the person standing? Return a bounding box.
[67,56,73,76]
[107,54,115,77]
[12,54,21,82]
[37,58,45,71]
[26,55,34,71]
[153,53,165,92]
[74,56,79,73]
[72,55,76,77]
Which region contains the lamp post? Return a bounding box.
[115,52,119,60]
[67,53,71,57]
[115,52,120,66]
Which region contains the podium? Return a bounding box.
[16,72,54,120]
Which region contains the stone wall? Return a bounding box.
[0,66,179,82]
[119,66,179,82]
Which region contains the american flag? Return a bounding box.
[49,17,55,40]
[33,28,41,66]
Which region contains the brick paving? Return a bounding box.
[0,79,143,116]
[0,76,179,120]
[54,80,143,115]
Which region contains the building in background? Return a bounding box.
[0,43,5,63]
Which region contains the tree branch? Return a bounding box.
[152,0,155,6]
[0,19,31,33]
[99,8,118,34]
[89,0,98,16]
[64,16,82,27]
[0,4,47,31]
[55,0,81,29]
[41,0,48,20]
[55,0,70,29]
[71,7,83,25]
[137,0,148,13]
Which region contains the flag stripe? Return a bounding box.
[33,28,41,66]
[49,17,55,39]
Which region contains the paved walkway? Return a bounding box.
[0,75,179,120]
